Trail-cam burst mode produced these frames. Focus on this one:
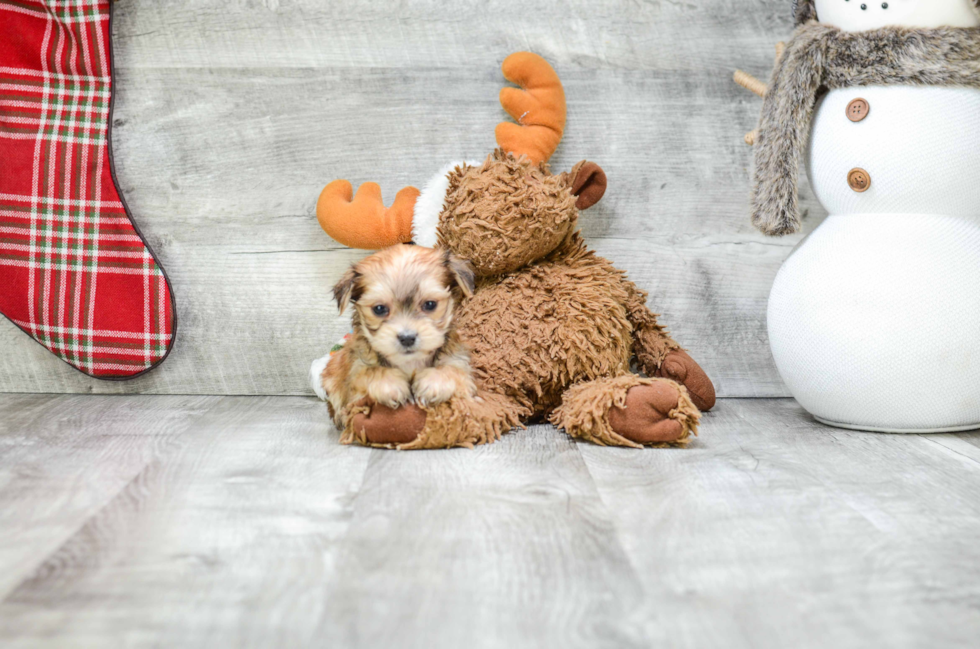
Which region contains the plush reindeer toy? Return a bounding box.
[313,53,715,450]
[737,0,980,432]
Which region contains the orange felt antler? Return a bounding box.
[316,180,420,250]
[495,52,567,164]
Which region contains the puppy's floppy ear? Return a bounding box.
[332,266,360,315]
[444,251,475,298]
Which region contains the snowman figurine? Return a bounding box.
[740,0,980,432]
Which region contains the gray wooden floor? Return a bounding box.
[1,395,979,648]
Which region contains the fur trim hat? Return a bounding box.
[793,0,817,24]
[794,0,980,25]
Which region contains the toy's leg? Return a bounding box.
[312,350,525,450]
[624,285,716,411]
[342,391,526,450]
[551,375,700,448]
[341,399,428,446]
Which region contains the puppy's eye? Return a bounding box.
[372,304,389,317]
[422,300,438,313]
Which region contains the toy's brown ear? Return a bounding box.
[445,251,475,298]
[333,266,360,315]
[570,161,607,210]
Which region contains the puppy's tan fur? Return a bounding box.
[320,244,477,427]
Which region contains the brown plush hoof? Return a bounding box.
[607,384,686,444]
[654,350,716,412]
[351,400,427,446]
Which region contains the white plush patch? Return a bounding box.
[309,352,331,401]
[411,161,479,248]
[814,0,980,31]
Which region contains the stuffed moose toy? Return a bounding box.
[313,52,715,449]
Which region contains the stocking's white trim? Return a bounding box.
[412,161,478,248]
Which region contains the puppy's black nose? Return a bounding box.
[397,331,418,348]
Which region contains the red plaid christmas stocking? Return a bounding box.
[0,0,176,379]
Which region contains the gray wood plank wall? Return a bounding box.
[0,0,822,396]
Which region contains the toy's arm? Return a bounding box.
[623,283,716,412]
[623,283,680,372]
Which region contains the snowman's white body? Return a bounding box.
[767,85,980,431]
[765,0,980,432]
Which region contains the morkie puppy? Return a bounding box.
[311,244,477,427]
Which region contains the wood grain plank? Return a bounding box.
[920,432,980,466]
[316,424,648,649]
[577,399,980,649]
[0,396,371,648]
[109,0,794,72]
[0,394,218,600]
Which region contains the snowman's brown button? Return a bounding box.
[847,168,871,192]
[846,98,870,122]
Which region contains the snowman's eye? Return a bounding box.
[860,3,867,9]
[881,2,888,8]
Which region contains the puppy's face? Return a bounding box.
[333,245,475,365]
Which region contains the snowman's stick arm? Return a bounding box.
[733,70,767,98]
[734,42,786,145]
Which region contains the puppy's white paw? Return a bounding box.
[309,353,332,401]
[413,368,465,407]
[367,375,412,409]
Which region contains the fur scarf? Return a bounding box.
[751,21,980,235]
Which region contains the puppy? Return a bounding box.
[313,244,477,427]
